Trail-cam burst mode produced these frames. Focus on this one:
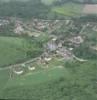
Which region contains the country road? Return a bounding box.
[73,55,88,62]
[0,57,40,71]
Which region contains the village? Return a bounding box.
[0,17,96,78]
[1,0,97,99]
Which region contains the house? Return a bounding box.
[14,23,24,34]
[70,36,84,45]
[13,70,24,75]
[46,41,58,51]
[93,26,97,32]
[13,66,24,75]
[0,19,9,26]
[28,66,35,71]
[65,20,70,25]
[56,47,73,60]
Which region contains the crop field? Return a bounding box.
[0,36,43,67]
[52,3,84,16]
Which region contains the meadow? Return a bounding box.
[0,69,9,96]
[0,57,66,99]
[1,60,97,100]
[0,36,43,67]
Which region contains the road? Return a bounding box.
[73,55,88,62]
[0,56,40,71]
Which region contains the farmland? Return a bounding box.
[52,2,84,17]
[83,4,97,14]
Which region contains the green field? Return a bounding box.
[5,67,65,88]
[0,56,67,98]
[52,2,84,17]
[0,57,66,99]
[0,69,9,92]
[0,60,97,99]
[0,36,43,67]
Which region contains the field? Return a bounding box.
[0,0,29,2]
[0,60,97,99]
[83,4,97,14]
[52,3,84,17]
[0,36,43,67]
[0,70,9,94]
[0,57,66,99]
[5,67,65,87]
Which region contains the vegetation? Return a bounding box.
[73,43,97,59]
[0,0,94,20]
[52,2,84,17]
[0,0,50,19]
[1,61,97,100]
[0,36,43,67]
[0,69,9,96]
[0,0,97,19]
[0,0,97,100]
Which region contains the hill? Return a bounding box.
[0,0,97,100]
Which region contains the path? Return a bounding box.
[0,56,40,71]
[73,55,88,62]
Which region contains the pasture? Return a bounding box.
[0,36,43,67]
[0,68,66,99]
[0,57,67,99]
[0,69,10,98]
[1,60,97,99]
[5,67,66,88]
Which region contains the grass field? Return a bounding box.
[52,2,84,17]
[0,58,66,99]
[0,36,43,67]
[0,70,9,90]
[5,67,65,87]
[0,60,97,99]
[0,56,65,96]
